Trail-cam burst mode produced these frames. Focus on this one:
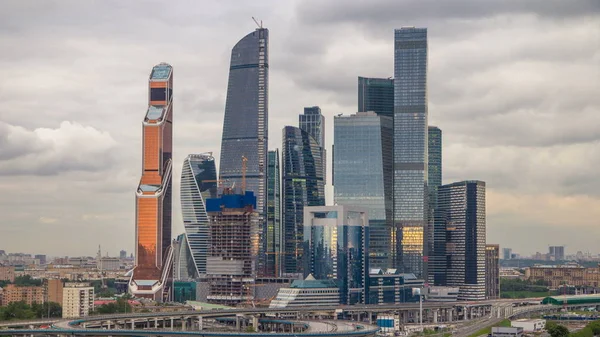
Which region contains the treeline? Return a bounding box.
[500,278,550,292]
[546,320,600,337]
[0,275,43,288]
[0,302,62,320]
[93,297,132,314]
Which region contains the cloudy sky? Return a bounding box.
[0,0,598,258]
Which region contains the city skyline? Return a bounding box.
[1,1,598,257]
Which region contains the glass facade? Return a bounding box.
[180,153,217,275]
[133,63,173,297]
[393,27,429,278]
[432,181,486,301]
[302,206,369,305]
[426,126,442,283]
[265,150,281,276]
[219,28,269,227]
[299,107,326,185]
[173,234,198,281]
[358,77,394,118]
[282,126,325,274]
[333,112,393,269]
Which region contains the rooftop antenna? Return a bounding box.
[252,17,263,29]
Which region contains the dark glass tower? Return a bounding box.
[282,126,325,274]
[358,77,394,118]
[393,27,428,278]
[299,106,326,185]
[334,112,393,269]
[266,150,281,276]
[426,126,442,283]
[180,153,217,275]
[219,27,269,225]
[432,181,486,301]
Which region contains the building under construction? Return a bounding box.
[205,190,259,305]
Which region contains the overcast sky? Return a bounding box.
[0,0,598,258]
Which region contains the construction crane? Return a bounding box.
[241,155,248,192]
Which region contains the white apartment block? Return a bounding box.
[62,283,94,318]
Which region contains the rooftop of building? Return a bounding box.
[290,274,338,289]
[542,294,600,305]
[150,63,172,80]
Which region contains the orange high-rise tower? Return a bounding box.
[129,63,174,301]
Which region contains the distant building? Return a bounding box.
[549,246,565,261]
[270,275,340,308]
[491,326,523,337]
[97,257,120,271]
[486,244,500,299]
[173,233,198,280]
[427,126,442,283]
[334,112,393,269]
[367,269,423,304]
[527,264,600,289]
[432,181,486,301]
[0,266,15,282]
[511,319,546,332]
[503,248,513,260]
[205,190,259,305]
[119,250,127,259]
[358,76,394,118]
[34,255,47,265]
[62,283,94,318]
[302,205,369,305]
[46,279,64,304]
[0,284,44,306]
[423,286,460,302]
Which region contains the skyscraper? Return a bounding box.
[173,233,198,281]
[334,112,393,269]
[485,244,500,299]
[265,150,281,276]
[303,205,369,305]
[358,77,394,118]
[299,106,326,185]
[219,27,269,234]
[432,180,486,301]
[130,63,174,301]
[282,126,325,274]
[180,153,217,275]
[427,126,442,284]
[393,27,429,278]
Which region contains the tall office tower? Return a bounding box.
[432,180,486,301]
[549,246,565,261]
[303,206,369,305]
[334,112,393,269]
[180,153,217,275]
[299,107,326,185]
[485,244,500,299]
[282,126,326,274]
[393,27,429,278]
[502,248,512,260]
[265,150,282,276]
[358,77,394,118]
[130,63,174,301]
[173,233,198,281]
[427,126,442,284]
[205,191,259,305]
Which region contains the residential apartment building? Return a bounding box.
[46,279,64,304]
[0,266,15,282]
[486,244,500,299]
[527,264,600,289]
[62,283,94,318]
[0,284,44,305]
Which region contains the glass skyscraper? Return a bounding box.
[173,233,198,281]
[426,126,442,283]
[180,153,217,276]
[219,27,269,226]
[266,150,281,276]
[299,106,326,185]
[333,112,393,269]
[393,27,429,278]
[303,206,369,305]
[282,126,325,274]
[358,77,394,118]
[131,63,174,301]
[432,181,486,301]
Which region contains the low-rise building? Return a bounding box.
[62,283,94,318]
[0,284,45,305]
[511,318,546,332]
[270,275,340,308]
[0,266,15,282]
[424,286,460,302]
[492,326,523,337]
[527,264,600,289]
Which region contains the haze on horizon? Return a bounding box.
[0,0,598,257]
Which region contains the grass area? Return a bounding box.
[467,319,511,337]
[501,291,552,299]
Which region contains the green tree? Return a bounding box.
[93,297,131,314]
[13,275,42,287]
[546,323,569,337]
[31,302,62,318]
[0,301,36,320]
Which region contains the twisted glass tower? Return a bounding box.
[219,27,269,220]
[393,27,428,278]
[180,153,217,276]
[131,63,174,301]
